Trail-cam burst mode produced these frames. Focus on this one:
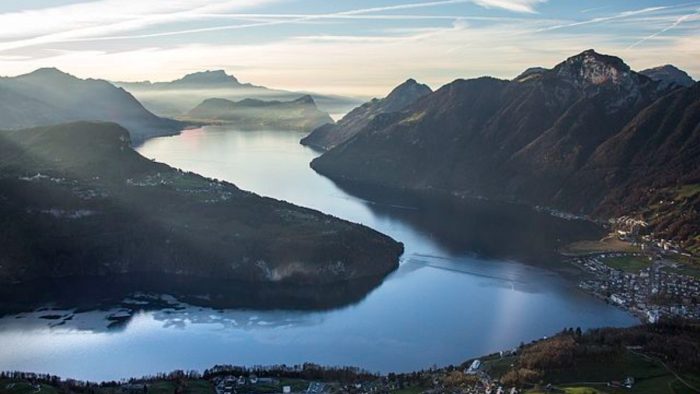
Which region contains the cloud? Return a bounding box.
[472,0,547,14]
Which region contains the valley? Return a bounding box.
[0,45,697,390]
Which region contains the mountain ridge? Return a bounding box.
[184,95,333,132]
[114,70,363,118]
[640,64,696,89]
[310,50,699,253]
[0,68,183,144]
[301,78,432,150]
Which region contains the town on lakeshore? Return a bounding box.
[564,216,700,323]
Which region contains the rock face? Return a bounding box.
[640,65,695,89]
[301,79,432,150]
[185,95,333,132]
[311,50,699,251]
[0,68,182,144]
[0,122,403,286]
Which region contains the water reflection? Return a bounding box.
[0,274,385,320]
[1,293,325,334]
[328,181,604,265]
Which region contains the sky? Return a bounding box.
[0,0,698,97]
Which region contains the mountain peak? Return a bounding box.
[385,78,431,101]
[21,67,78,81]
[640,64,695,88]
[379,79,432,113]
[393,78,428,91]
[177,70,241,85]
[293,95,316,105]
[554,49,633,87]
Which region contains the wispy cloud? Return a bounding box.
[627,7,700,48]
[0,0,549,52]
[0,0,280,51]
[535,6,670,32]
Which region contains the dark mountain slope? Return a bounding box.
[0,122,402,286]
[185,95,333,132]
[311,50,698,250]
[301,79,432,150]
[0,68,182,143]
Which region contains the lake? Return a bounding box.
[0,126,637,381]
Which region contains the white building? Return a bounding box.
[647,310,660,324]
[466,359,481,374]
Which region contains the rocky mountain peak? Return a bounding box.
[382,79,432,112]
[388,78,431,97]
[554,49,635,88]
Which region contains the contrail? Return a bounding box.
[627,8,700,49]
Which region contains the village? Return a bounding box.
[0,364,524,394]
[573,252,700,322]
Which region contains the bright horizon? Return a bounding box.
[1,0,698,97]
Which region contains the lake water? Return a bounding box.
[0,127,637,381]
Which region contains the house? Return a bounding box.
[466,359,481,374]
[646,310,660,324]
[610,294,625,305]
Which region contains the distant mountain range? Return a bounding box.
[301,78,432,150]
[0,122,402,288]
[185,95,333,132]
[0,68,182,144]
[115,70,363,118]
[311,50,699,253]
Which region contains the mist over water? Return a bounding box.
[0,127,637,381]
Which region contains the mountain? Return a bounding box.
[0,122,403,287]
[301,79,432,150]
[0,68,182,144]
[123,69,256,90]
[311,50,700,252]
[114,70,363,118]
[185,95,333,132]
[640,65,695,89]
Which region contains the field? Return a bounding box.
[560,237,639,256]
[539,352,697,394]
[603,256,651,273]
[0,380,59,394]
[146,380,213,394]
